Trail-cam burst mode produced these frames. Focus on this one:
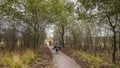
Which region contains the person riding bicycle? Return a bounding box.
[53,41,61,51]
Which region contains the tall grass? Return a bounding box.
[0,50,36,68]
[74,51,119,68]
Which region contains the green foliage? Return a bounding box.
[78,0,97,10]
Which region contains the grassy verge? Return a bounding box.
[62,48,119,68]
[0,45,55,68]
[0,50,36,68]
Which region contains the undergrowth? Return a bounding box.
[0,50,36,68]
[73,51,119,68]
[62,48,119,68]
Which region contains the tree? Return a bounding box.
[77,0,120,63]
[53,1,74,47]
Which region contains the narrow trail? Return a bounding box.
[48,45,81,68]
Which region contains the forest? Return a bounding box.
[0,0,120,68]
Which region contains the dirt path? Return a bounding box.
[48,45,81,68]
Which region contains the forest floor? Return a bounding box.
[62,47,120,68]
[48,45,81,68]
[30,45,55,68]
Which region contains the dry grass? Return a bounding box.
[0,50,36,68]
[62,48,120,68]
[0,45,55,68]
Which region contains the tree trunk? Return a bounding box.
[61,33,64,47]
[112,29,117,63]
[61,26,65,47]
[119,32,120,51]
[34,22,37,49]
[105,9,117,63]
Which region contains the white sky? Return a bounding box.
[70,0,77,3]
[45,24,55,38]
